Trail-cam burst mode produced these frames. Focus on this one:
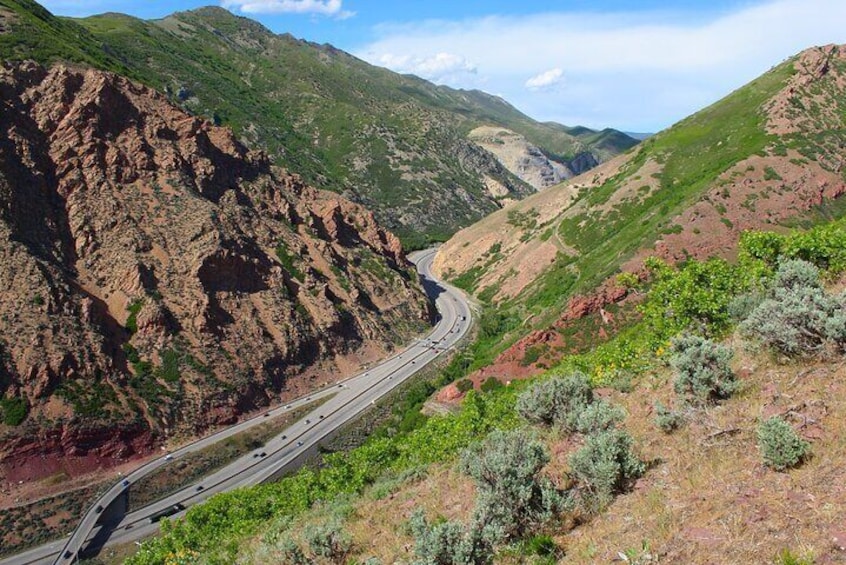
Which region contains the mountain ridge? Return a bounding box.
[0,0,637,244]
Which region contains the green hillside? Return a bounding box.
[0,1,636,245]
[434,44,846,379]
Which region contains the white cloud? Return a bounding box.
[222,0,354,19]
[355,0,846,131]
[377,52,477,84]
[525,68,563,91]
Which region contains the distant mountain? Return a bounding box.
[435,43,846,349]
[0,1,637,246]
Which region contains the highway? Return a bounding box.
[1,248,471,565]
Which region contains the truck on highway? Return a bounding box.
[149,503,185,523]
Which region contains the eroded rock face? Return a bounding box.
[0,62,431,480]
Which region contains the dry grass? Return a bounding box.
[236,340,846,564]
[563,343,846,564]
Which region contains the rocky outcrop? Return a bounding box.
[468,126,574,190]
[0,62,431,482]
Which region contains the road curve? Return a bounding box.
[1,248,470,565]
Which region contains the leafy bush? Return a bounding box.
[573,400,625,434]
[515,372,593,430]
[568,429,645,511]
[740,224,846,273]
[641,257,759,339]
[653,402,683,433]
[460,429,561,543]
[670,334,737,405]
[409,510,491,565]
[757,417,810,471]
[740,260,846,356]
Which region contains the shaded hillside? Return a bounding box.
[0,62,431,483]
[0,1,636,244]
[434,44,846,374]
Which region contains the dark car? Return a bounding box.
[122,479,130,487]
[95,505,103,513]
[196,485,204,492]
[260,451,267,457]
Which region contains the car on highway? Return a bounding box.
[95,505,103,514]
[122,479,130,487]
[196,485,204,491]
[296,441,303,447]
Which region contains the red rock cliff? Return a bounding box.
[0,62,432,481]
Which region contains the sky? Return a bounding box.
[39,0,846,133]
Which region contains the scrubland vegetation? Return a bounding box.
[123,220,846,564]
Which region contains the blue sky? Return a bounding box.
[40,0,846,132]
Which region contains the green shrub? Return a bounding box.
[456,379,474,393]
[0,396,28,426]
[125,300,143,334]
[740,260,846,356]
[525,534,561,558]
[670,334,737,405]
[757,417,810,471]
[460,429,560,543]
[409,510,491,565]
[740,224,846,273]
[275,537,309,565]
[480,377,503,394]
[305,520,351,561]
[515,372,593,430]
[641,257,757,339]
[727,291,765,323]
[573,400,625,434]
[568,429,645,511]
[774,548,814,565]
[772,259,821,290]
[653,402,683,433]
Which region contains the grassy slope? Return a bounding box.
[433,56,801,369]
[0,0,131,75]
[555,59,795,294]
